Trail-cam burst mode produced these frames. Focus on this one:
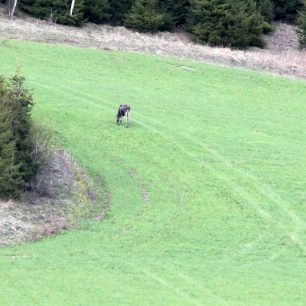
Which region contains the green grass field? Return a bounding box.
[1,39,306,305]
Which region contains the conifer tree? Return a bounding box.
[124,0,171,32]
[187,0,266,49]
[0,72,38,198]
[272,0,303,22]
[7,72,37,184]
[256,0,274,23]
[0,104,23,198]
[163,0,189,26]
[108,0,133,25]
[19,0,35,14]
[0,76,22,198]
[298,1,306,47]
[83,0,110,23]
[20,0,84,26]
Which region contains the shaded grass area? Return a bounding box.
[1,40,306,305]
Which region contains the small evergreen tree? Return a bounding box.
[7,72,38,183]
[124,0,171,32]
[0,105,23,199]
[20,0,85,26]
[298,1,306,47]
[162,0,189,26]
[256,0,274,22]
[83,0,110,23]
[272,0,303,22]
[108,0,134,25]
[187,0,266,49]
[0,72,38,198]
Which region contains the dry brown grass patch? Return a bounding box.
[0,150,109,248]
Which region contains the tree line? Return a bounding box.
[1,0,306,48]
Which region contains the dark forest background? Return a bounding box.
[0,0,306,49]
[1,0,306,48]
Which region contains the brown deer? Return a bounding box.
[116,104,130,128]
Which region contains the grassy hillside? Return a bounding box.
[1,39,306,305]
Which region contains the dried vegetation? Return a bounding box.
[0,149,109,247]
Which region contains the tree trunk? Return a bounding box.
[10,0,18,20]
[70,0,76,16]
[8,0,11,17]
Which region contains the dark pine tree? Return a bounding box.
[0,75,26,199]
[187,0,266,49]
[256,0,275,22]
[108,0,134,25]
[298,1,306,46]
[124,0,171,32]
[6,71,38,185]
[19,0,36,14]
[161,0,189,26]
[0,71,38,199]
[272,0,303,22]
[0,104,23,199]
[20,0,85,26]
[83,0,110,24]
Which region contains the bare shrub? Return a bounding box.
[32,121,53,168]
[264,22,299,51]
[29,123,76,198]
[0,147,108,247]
[30,150,75,198]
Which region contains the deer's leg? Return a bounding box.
[126,111,129,128]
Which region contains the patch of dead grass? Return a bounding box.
[0,150,109,248]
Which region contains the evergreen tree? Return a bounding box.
[272,0,303,22]
[256,0,274,22]
[19,0,35,14]
[187,0,266,49]
[0,72,38,198]
[124,0,171,32]
[83,0,110,23]
[0,104,23,199]
[163,0,189,26]
[298,1,306,46]
[20,0,85,26]
[108,0,133,25]
[7,72,38,184]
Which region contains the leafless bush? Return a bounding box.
[30,149,75,198]
[264,22,299,51]
[32,121,53,167]
[1,146,105,247]
[29,122,79,198]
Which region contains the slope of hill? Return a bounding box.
[0,39,306,305]
[0,5,306,79]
